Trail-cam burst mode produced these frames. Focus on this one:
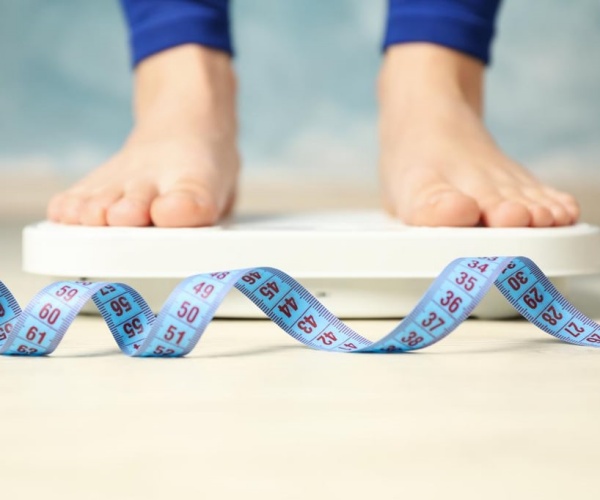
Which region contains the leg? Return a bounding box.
[48,0,238,227]
[379,0,579,227]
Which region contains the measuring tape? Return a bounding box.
[1,256,599,356]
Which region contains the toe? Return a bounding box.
[481,199,531,227]
[523,186,574,226]
[151,189,219,227]
[106,183,156,227]
[47,193,67,222]
[544,188,580,224]
[402,189,481,227]
[58,193,88,225]
[527,203,554,227]
[80,190,123,226]
[545,202,571,226]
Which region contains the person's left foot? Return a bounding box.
[378,43,579,227]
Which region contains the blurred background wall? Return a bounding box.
[0,0,598,178]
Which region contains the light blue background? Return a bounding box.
[0,0,598,175]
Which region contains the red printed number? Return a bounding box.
[585,333,600,344]
[110,296,132,317]
[455,272,477,291]
[242,271,262,285]
[259,281,279,300]
[123,318,144,338]
[100,285,116,296]
[501,261,517,274]
[210,272,230,280]
[164,325,186,345]
[153,345,175,356]
[564,321,585,338]
[39,303,61,325]
[0,303,5,317]
[523,287,543,309]
[440,291,463,314]
[25,326,46,345]
[317,331,337,345]
[421,311,446,332]
[17,345,37,354]
[278,297,298,318]
[297,314,317,334]
[401,331,424,347]
[55,285,78,301]
[193,282,215,299]
[467,260,489,273]
[177,301,200,324]
[541,305,563,326]
[0,322,12,341]
[507,271,528,291]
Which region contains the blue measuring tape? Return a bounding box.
[1,256,599,356]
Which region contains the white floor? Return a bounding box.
[2,177,600,499]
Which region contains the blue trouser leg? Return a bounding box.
[121,1,500,68]
[121,0,232,66]
[384,0,503,64]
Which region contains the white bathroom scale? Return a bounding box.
[22,211,600,319]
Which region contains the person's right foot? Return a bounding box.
[47,44,239,227]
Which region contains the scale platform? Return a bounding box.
[22,211,600,319]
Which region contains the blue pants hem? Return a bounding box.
[383,13,496,64]
[129,13,233,66]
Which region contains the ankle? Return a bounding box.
[379,43,484,114]
[133,45,235,120]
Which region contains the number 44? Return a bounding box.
[278,297,298,318]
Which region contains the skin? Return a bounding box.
[48,45,238,227]
[378,43,579,227]
[48,42,579,228]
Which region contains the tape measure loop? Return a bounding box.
[1,256,599,357]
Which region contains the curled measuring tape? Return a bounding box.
[1,256,599,357]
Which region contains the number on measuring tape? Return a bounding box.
[1,257,600,357]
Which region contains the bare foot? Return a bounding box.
[48,44,239,227]
[378,43,579,227]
